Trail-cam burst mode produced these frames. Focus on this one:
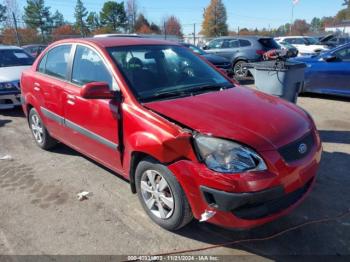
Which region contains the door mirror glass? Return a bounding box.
[80,82,115,99]
[323,55,337,62]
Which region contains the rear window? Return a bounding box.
[258,38,280,49]
[0,49,34,67]
[239,39,252,47]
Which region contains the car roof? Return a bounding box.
[213,36,272,40]
[52,37,179,48]
[279,36,314,39]
[0,45,23,50]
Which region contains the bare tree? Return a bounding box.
[126,0,137,33]
[3,0,20,28]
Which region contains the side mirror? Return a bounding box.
[323,55,337,62]
[80,82,116,99]
[202,45,209,50]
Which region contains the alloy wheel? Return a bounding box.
[234,62,248,78]
[30,114,44,144]
[140,170,175,219]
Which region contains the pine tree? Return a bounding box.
[52,10,64,28]
[23,0,52,42]
[100,1,127,32]
[202,0,228,37]
[74,0,88,36]
[87,12,100,32]
[0,4,6,24]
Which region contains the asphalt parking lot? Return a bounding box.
[0,91,349,259]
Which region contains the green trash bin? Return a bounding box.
[245,61,306,103]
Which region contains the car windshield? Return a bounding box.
[108,45,232,102]
[304,37,319,45]
[0,49,34,67]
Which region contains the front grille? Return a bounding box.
[278,132,314,163]
[232,179,313,220]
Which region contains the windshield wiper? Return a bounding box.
[141,83,233,102]
[188,83,233,94]
[142,90,194,102]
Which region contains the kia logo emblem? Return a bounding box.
[298,143,308,154]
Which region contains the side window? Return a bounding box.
[239,39,251,47]
[223,39,239,48]
[45,45,71,79]
[284,38,294,44]
[208,39,224,49]
[38,53,48,73]
[334,47,350,62]
[72,45,112,87]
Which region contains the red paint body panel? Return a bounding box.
[21,37,322,229]
[145,86,311,151]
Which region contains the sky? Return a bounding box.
[16,0,345,34]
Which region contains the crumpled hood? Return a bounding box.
[0,66,30,82]
[145,87,311,151]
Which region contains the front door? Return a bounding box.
[315,46,350,96]
[62,45,122,173]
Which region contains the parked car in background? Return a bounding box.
[318,34,350,48]
[0,46,34,109]
[275,36,328,56]
[181,43,231,72]
[21,37,321,231]
[292,43,350,97]
[22,44,47,58]
[202,36,280,78]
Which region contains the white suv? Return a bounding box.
[0,46,33,109]
[275,36,329,56]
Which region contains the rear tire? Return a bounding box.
[28,108,57,150]
[135,157,193,231]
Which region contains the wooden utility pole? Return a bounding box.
[12,12,20,46]
[193,23,196,45]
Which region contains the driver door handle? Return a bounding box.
[67,94,76,105]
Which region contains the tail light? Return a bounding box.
[256,50,265,56]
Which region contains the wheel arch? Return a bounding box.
[129,151,160,194]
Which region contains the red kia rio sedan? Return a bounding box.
[21,38,322,230]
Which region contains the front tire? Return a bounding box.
[135,158,193,231]
[28,108,57,150]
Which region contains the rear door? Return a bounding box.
[34,44,72,139]
[317,46,350,96]
[61,44,122,172]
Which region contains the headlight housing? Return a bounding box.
[194,135,267,173]
[0,81,19,90]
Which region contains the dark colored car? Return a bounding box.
[292,43,350,97]
[21,37,321,231]
[319,34,350,48]
[22,44,47,58]
[181,43,231,72]
[203,36,280,78]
